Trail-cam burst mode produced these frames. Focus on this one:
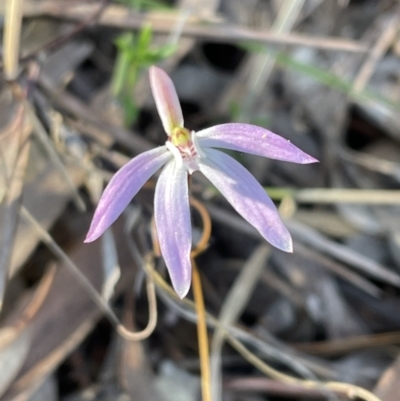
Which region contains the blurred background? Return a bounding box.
[1,0,400,400]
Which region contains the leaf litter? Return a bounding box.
[1,0,400,400]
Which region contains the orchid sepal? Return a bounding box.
[199,148,293,252]
[155,161,192,298]
[197,123,318,164]
[149,66,184,136]
[85,146,171,243]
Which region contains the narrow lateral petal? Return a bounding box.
[85,147,171,243]
[197,123,318,164]
[200,149,293,252]
[155,160,192,298]
[150,66,184,136]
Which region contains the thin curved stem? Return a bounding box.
[190,196,212,258]
[117,254,158,341]
[21,206,158,342]
[145,259,381,401]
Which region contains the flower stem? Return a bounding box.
[192,258,212,401]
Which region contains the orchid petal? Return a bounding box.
[150,66,184,135]
[155,160,192,298]
[197,123,318,164]
[199,148,293,252]
[85,146,171,243]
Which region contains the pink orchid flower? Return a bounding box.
[85,66,317,298]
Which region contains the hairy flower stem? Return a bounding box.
[192,259,212,401]
[190,197,212,401]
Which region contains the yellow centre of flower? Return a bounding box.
[167,126,200,173]
[171,127,191,147]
